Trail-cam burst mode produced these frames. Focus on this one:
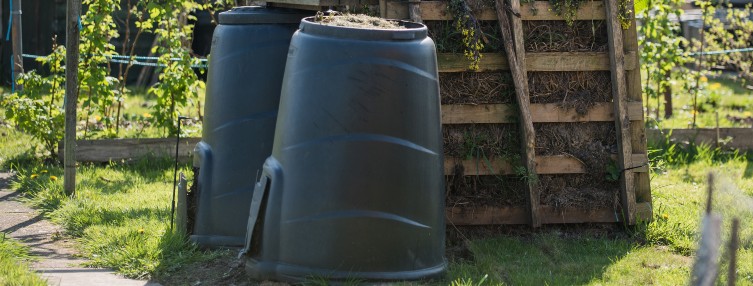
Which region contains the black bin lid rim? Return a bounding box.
[219,6,310,25]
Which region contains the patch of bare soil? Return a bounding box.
[155,251,287,286]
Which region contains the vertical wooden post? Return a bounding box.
[379,0,387,18]
[624,0,651,215]
[728,218,740,286]
[11,0,23,91]
[64,0,82,197]
[408,0,422,23]
[494,0,540,227]
[605,0,636,224]
[663,69,673,119]
[176,173,188,235]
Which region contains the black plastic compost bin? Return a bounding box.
[190,6,309,248]
[242,17,446,282]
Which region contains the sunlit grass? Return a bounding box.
[647,76,753,129]
[444,141,753,285]
[0,233,47,286]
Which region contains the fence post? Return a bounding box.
[64,0,82,197]
[11,0,23,91]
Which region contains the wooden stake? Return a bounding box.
[11,0,23,91]
[728,218,739,286]
[715,111,720,149]
[64,0,82,197]
[691,173,720,286]
[493,0,540,227]
[408,0,423,23]
[605,0,636,224]
[176,173,188,235]
[706,173,714,214]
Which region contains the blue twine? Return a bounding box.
[690,47,753,56]
[22,53,208,69]
[5,0,11,41]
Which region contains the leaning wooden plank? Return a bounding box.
[605,0,636,225]
[441,102,643,124]
[494,0,540,227]
[58,138,201,162]
[386,0,605,21]
[444,154,648,175]
[444,202,652,225]
[438,51,638,72]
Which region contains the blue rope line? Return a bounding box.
[690,47,753,56]
[22,53,208,69]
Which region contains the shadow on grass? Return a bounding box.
[744,159,753,178]
[59,203,169,237]
[447,225,636,285]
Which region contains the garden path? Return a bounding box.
[0,172,161,286]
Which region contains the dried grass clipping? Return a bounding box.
[524,20,608,52]
[441,72,515,104]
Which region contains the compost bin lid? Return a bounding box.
[219,6,308,25]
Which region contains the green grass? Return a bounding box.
[647,76,753,129]
[79,89,205,139]
[0,117,218,280]
[0,233,47,286]
[445,144,753,285]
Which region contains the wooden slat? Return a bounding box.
[441,102,643,124]
[59,138,201,163]
[437,51,637,72]
[445,202,651,225]
[605,0,636,225]
[444,154,648,175]
[386,1,605,21]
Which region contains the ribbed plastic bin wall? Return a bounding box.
[191,6,309,248]
[243,16,446,282]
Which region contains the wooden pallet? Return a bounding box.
[385,0,652,226]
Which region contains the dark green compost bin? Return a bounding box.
[242,16,447,282]
[190,6,309,248]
